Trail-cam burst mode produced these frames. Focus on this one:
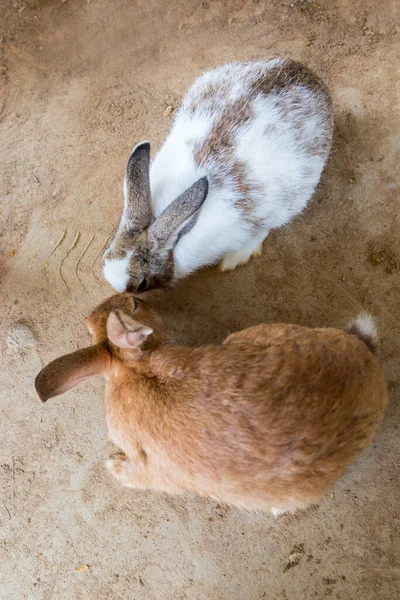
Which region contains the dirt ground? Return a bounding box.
[1,0,400,598]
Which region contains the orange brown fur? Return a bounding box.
[36,294,388,514]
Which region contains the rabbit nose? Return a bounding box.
[137,279,149,292]
[126,282,138,293]
[126,278,150,293]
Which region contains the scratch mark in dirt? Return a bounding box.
[75,235,95,286]
[48,229,67,257]
[59,232,81,292]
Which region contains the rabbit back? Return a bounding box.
[105,324,386,512]
[150,58,333,276]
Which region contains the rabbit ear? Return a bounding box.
[148,176,209,249]
[107,311,153,349]
[121,141,152,232]
[35,345,109,402]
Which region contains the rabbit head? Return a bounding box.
[35,293,170,402]
[103,142,209,293]
[87,292,170,347]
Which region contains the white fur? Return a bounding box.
[103,250,134,292]
[271,507,287,518]
[220,230,266,271]
[352,314,377,340]
[104,58,333,290]
[347,314,378,346]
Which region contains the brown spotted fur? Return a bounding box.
[193,59,332,221]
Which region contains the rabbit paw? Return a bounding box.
[105,452,131,484]
[271,507,287,518]
[220,244,263,272]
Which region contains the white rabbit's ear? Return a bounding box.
[107,311,153,349]
[121,141,152,232]
[148,176,209,249]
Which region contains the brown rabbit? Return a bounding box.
[35,295,387,515]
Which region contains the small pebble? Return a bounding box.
[7,324,37,350]
[61,0,68,3]
[163,105,174,117]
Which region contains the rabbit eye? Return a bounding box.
[137,279,148,292]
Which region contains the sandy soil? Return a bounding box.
[1,0,400,598]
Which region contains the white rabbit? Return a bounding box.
[103,58,333,292]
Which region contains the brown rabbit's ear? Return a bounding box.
[35,345,109,403]
[148,176,209,249]
[121,141,152,232]
[107,311,153,349]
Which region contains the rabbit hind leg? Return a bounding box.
[219,230,268,272]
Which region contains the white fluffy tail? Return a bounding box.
[345,314,378,354]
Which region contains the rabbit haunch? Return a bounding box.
[35,294,387,514]
[103,58,333,292]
